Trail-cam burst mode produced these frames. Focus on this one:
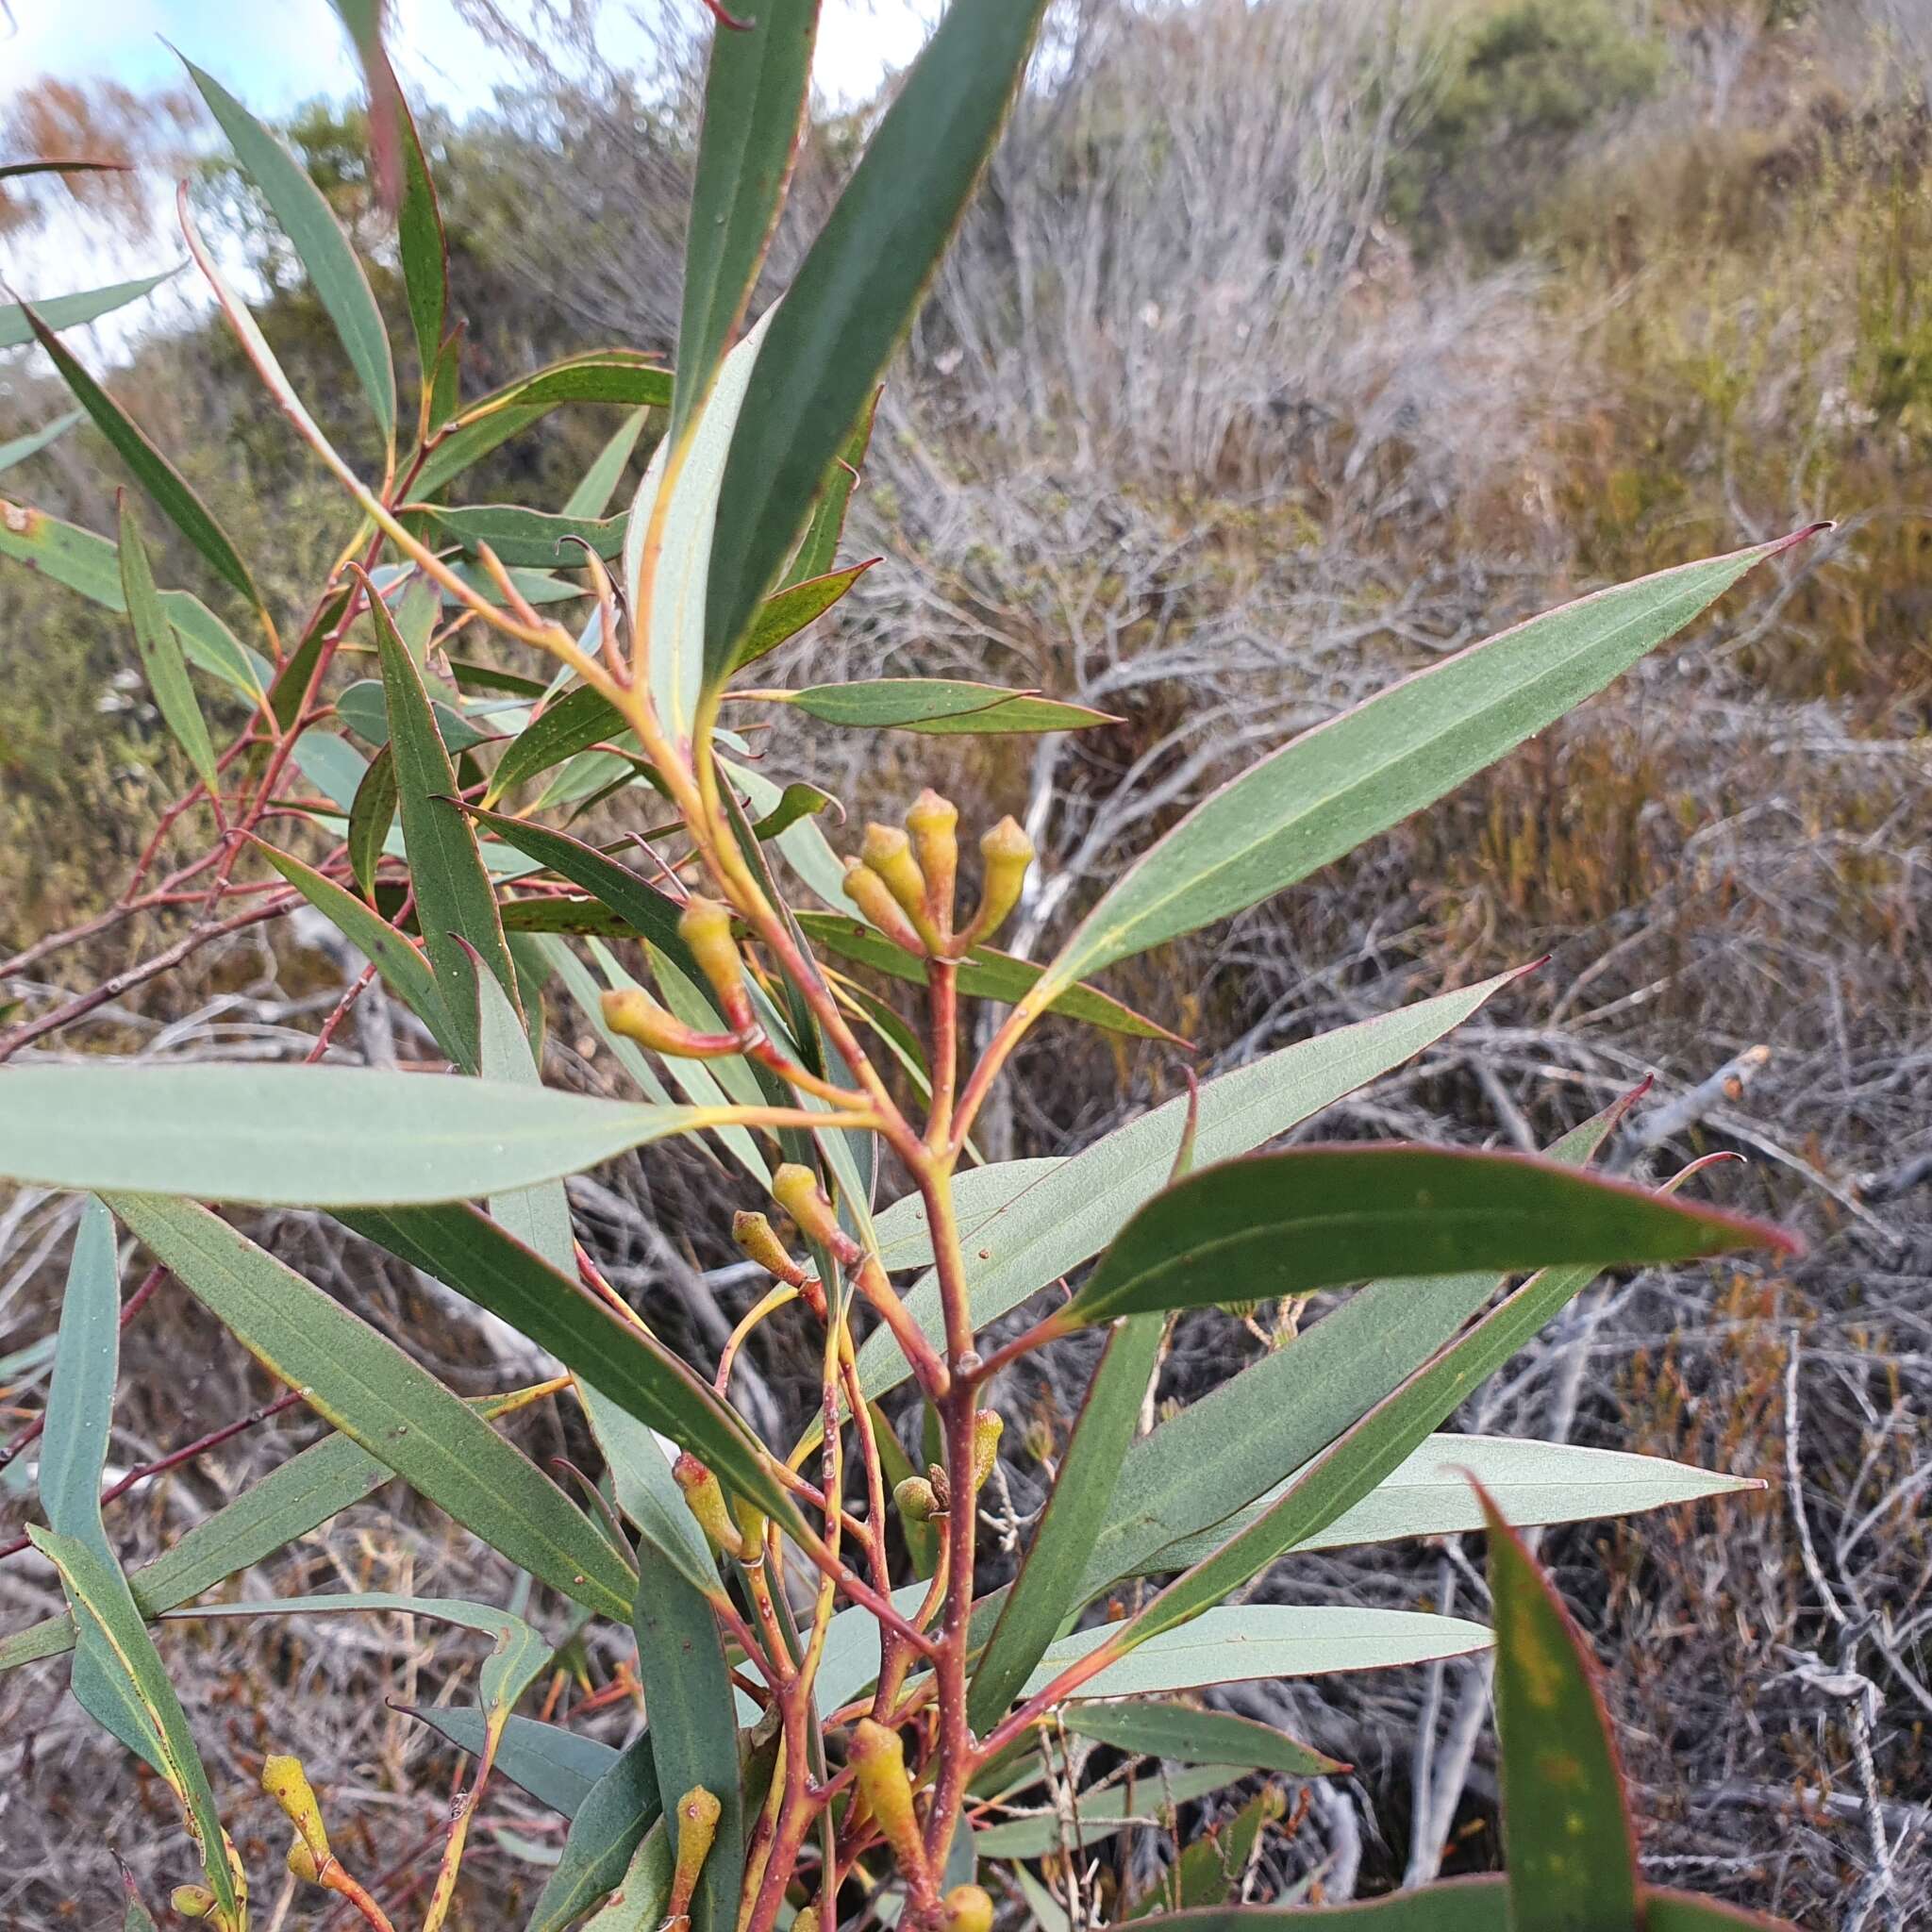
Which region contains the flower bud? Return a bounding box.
[773,1162,841,1252]
[262,1752,330,1862]
[851,1719,924,1876]
[894,1474,940,1524]
[732,1209,808,1287]
[861,823,927,921]
[971,1408,1005,1492]
[942,1883,995,1932]
[674,1452,748,1560]
[665,1785,723,1922]
[906,789,959,940]
[962,817,1033,947]
[677,894,752,1029]
[171,1887,219,1920]
[287,1841,322,1884]
[792,1911,820,1932]
[841,859,928,955]
[601,987,741,1059]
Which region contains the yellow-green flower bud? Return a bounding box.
[677,894,751,1029]
[942,1883,996,1932]
[851,1719,925,1878]
[668,1785,723,1917]
[773,1162,841,1251]
[841,858,928,955]
[261,1752,330,1862]
[962,817,1034,947]
[861,823,927,920]
[894,1474,940,1523]
[906,789,959,941]
[287,1841,322,1884]
[171,1886,219,1920]
[600,987,741,1059]
[971,1408,1005,1492]
[674,1452,748,1560]
[732,1209,808,1287]
[792,1911,821,1932]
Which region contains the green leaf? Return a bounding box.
[40,1198,121,1557]
[427,503,625,569]
[1036,529,1824,999]
[468,808,689,957]
[116,495,219,791]
[1,1391,531,1676]
[526,1733,663,1932]
[414,355,671,499]
[749,779,837,840]
[1147,1880,1509,1929]
[1127,1784,1282,1919]
[0,499,269,701]
[0,270,175,350]
[337,1202,804,1534]
[702,0,1049,679]
[121,1883,161,1932]
[787,678,1116,734]
[403,1706,616,1817]
[336,676,494,755]
[566,408,654,520]
[970,1312,1166,1730]
[187,56,397,448]
[391,65,449,395]
[1480,1481,1641,1932]
[727,559,873,673]
[0,407,82,474]
[1060,1702,1341,1778]
[270,587,348,731]
[583,1820,674,1932]
[672,0,820,442]
[485,686,654,805]
[633,1564,742,1932]
[1641,1891,1808,1931]
[103,1193,638,1620]
[258,841,462,1058]
[575,1396,722,1597]
[22,306,261,605]
[347,741,397,900]
[625,307,777,744]
[782,388,877,590]
[1145,1435,1755,1574]
[970,1763,1257,1859]
[371,575,520,1069]
[794,913,1180,1044]
[27,1526,242,1923]
[0,1063,735,1204]
[1023,1603,1491,1705]
[854,967,1531,1404]
[1061,1145,1794,1324]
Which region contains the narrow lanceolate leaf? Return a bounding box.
[781,387,877,590]
[527,1734,663,1932]
[370,575,520,1069]
[1061,1145,1795,1325]
[1480,1481,1641,1932]
[116,496,218,791]
[1022,1603,1491,1705]
[855,967,1533,1402]
[726,559,872,673]
[1081,1089,1653,1593]
[467,808,690,958]
[565,408,653,520]
[1127,1785,1281,1919]
[673,0,820,441]
[787,678,1116,734]
[187,57,397,448]
[0,499,270,701]
[485,686,655,804]
[584,1822,674,1932]
[0,407,82,474]
[0,1063,723,1205]
[1037,528,1824,999]
[1144,1435,1756,1574]
[338,1202,804,1535]
[404,1706,616,1818]
[971,1762,1245,1859]
[346,741,397,899]
[703,0,1049,680]
[1059,1702,1342,1778]
[257,842,461,1058]
[391,58,449,393]
[795,913,1180,1044]
[633,1568,742,1932]
[426,503,625,568]
[970,1312,1166,1730]
[2,1391,531,1676]
[22,306,260,603]
[27,1527,242,1924]
[0,269,174,350]
[1147,1883,1509,1931]
[105,1193,637,1620]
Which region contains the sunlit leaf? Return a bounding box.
[786,678,1115,734]
[726,559,872,673]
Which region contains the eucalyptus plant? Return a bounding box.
[0,6,1824,1929]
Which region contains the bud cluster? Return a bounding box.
[841,790,1034,959]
